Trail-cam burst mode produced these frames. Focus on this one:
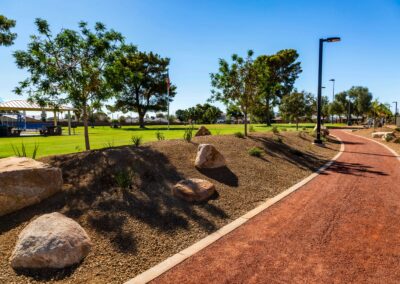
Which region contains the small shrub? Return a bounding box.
[302,127,307,131]
[234,131,245,138]
[183,127,194,142]
[248,147,263,157]
[249,125,255,132]
[394,137,400,144]
[272,126,279,134]
[395,127,400,132]
[384,135,394,142]
[156,131,165,141]
[75,145,82,152]
[280,128,287,132]
[11,142,39,159]
[273,136,283,143]
[131,136,142,147]
[103,140,115,148]
[114,169,134,189]
[214,130,221,136]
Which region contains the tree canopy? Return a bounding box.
[0,15,17,46]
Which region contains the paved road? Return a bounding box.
[153,130,400,283]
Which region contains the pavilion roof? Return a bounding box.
[0,100,73,112]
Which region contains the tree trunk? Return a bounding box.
[139,113,145,128]
[82,105,90,151]
[296,117,299,130]
[266,98,271,126]
[244,112,248,136]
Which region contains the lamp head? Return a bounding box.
[326,37,341,42]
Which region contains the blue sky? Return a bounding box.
[1,0,400,114]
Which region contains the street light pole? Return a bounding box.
[329,78,335,123]
[315,37,341,144]
[393,101,398,126]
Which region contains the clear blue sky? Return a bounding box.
[1,0,400,114]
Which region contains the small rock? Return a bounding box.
[195,144,226,168]
[195,126,211,137]
[10,212,92,269]
[0,157,63,216]
[172,178,215,202]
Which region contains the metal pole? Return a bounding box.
[331,80,335,123]
[315,39,324,144]
[167,70,170,130]
[347,98,352,126]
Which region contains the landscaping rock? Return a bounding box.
[313,125,330,137]
[172,178,215,202]
[0,157,63,217]
[10,212,92,269]
[195,144,226,168]
[195,126,211,137]
[372,131,393,138]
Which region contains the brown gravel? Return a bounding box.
[352,127,400,154]
[0,131,339,284]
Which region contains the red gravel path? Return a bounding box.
[153,130,400,284]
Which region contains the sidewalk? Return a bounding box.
[152,130,400,283]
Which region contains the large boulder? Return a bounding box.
[195,126,211,137]
[10,212,92,269]
[195,144,226,169]
[172,178,215,202]
[0,157,63,216]
[313,125,330,137]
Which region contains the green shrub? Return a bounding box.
[131,136,142,147]
[156,131,165,141]
[384,135,394,142]
[395,127,400,132]
[394,137,400,144]
[249,125,255,132]
[248,147,263,157]
[272,126,279,134]
[103,140,115,148]
[280,128,287,132]
[11,142,39,159]
[302,127,307,131]
[234,131,245,138]
[183,127,194,142]
[273,136,283,143]
[114,169,134,189]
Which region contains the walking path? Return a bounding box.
[152,130,400,283]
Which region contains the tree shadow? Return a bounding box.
[321,161,388,177]
[14,262,81,281]
[197,166,239,187]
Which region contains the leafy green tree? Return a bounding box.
[0,15,16,46]
[332,91,349,122]
[348,86,372,121]
[176,104,222,124]
[254,49,302,126]
[14,19,123,150]
[280,91,314,130]
[226,104,244,123]
[107,44,176,128]
[210,50,258,136]
[329,100,345,123]
[175,109,189,122]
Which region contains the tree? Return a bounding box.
[175,103,222,124]
[280,91,314,130]
[14,19,123,150]
[254,49,302,125]
[210,50,258,136]
[348,86,372,121]
[329,100,344,123]
[107,44,176,128]
[0,15,17,46]
[332,91,349,122]
[175,109,189,123]
[226,104,243,123]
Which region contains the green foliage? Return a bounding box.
[156,131,165,141]
[393,137,400,144]
[176,103,222,124]
[131,136,142,147]
[108,44,177,128]
[280,128,287,132]
[226,104,244,122]
[280,91,314,129]
[234,131,245,138]
[249,125,255,132]
[0,15,17,46]
[395,127,400,132]
[183,127,194,142]
[14,19,123,151]
[248,147,263,157]
[272,126,279,134]
[114,169,134,189]
[273,136,283,143]
[384,135,394,142]
[103,140,115,148]
[11,142,39,159]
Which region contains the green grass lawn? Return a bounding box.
[0,123,343,158]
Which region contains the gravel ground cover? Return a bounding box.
[352,126,400,154]
[0,131,340,284]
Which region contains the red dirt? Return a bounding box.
[153,130,400,284]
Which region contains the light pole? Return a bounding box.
[166,70,171,130]
[393,101,398,125]
[347,97,352,126]
[329,79,335,123]
[315,37,341,144]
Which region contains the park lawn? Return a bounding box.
[0,123,342,158]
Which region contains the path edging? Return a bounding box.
[124,136,345,284]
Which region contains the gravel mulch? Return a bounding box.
[0,131,340,284]
[352,127,400,154]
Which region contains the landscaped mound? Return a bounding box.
[0,131,340,283]
[354,126,400,154]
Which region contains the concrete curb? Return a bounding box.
[125,135,345,284]
[344,130,400,163]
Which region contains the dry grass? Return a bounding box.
[0,132,340,284]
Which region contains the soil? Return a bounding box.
[0,131,340,284]
[352,126,400,154]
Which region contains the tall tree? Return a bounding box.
[210,50,258,136]
[107,44,176,128]
[280,91,314,130]
[14,19,123,150]
[0,15,16,46]
[254,49,302,126]
[348,86,372,121]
